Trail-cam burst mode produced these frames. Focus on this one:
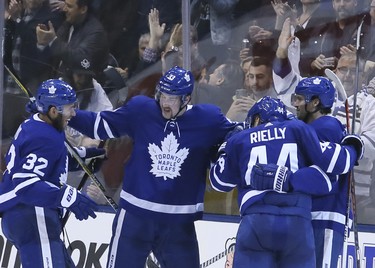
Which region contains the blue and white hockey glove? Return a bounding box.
[250,164,292,193]
[341,134,364,165]
[70,146,107,172]
[58,185,98,220]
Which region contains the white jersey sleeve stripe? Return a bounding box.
[14,177,40,193]
[0,190,16,204]
[103,119,114,138]
[12,172,39,179]
[310,165,332,192]
[326,144,340,173]
[211,170,237,188]
[94,113,115,139]
[342,148,351,174]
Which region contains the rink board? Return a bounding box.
[0,212,374,267]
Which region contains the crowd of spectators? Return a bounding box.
[3,0,375,225]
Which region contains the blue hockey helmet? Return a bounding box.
[294,76,335,108]
[156,66,194,96]
[246,96,288,127]
[36,79,77,114]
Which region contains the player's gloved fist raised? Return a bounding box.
[250,163,292,193]
[58,185,98,220]
[341,134,364,165]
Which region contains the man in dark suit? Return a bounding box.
[36,0,109,83]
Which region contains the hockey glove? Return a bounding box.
[225,122,249,141]
[70,146,107,172]
[58,185,98,220]
[250,163,292,193]
[341,134,364,165]
[25,100,38,114]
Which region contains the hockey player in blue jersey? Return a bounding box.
[68,66,238,268]
[0,79,98,268]
[251,77,357,267]
[209,96,363,268]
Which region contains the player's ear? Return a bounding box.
[252,116,261,127]
[183,95,191,105]
[312,98,320,107]
[48,106,59,117]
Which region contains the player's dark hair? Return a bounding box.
[311,96,332,115]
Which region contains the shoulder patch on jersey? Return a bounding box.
[148,133,189,180]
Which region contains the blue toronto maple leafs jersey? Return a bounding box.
[209,118,357,218]
[68,95,236,222]
[309,115,351,234]
[0,114,69,211]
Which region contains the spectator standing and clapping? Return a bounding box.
[4,0,64,94]
[68,66,238,267]
[309,0,371,76]
[0,79,98,267]
[36,0,109,83]
[271,0,334,77]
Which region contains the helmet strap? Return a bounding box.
[171,95,191,120]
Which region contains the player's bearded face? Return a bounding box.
[53,103,77,131]
[291,94,309,122]
[159,93,183,119]
[52,113,65,132]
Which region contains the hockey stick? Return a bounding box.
[4,65,36,102]
[325,69,350,128]
[61,140,110,228]
[343,16,368,268]
[3,64,119,212]
[325,68,355,268]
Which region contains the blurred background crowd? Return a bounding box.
[2,0,375,225]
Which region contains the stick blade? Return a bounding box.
[324,68,347,101]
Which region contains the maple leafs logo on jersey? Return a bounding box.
[148,133,189,180]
